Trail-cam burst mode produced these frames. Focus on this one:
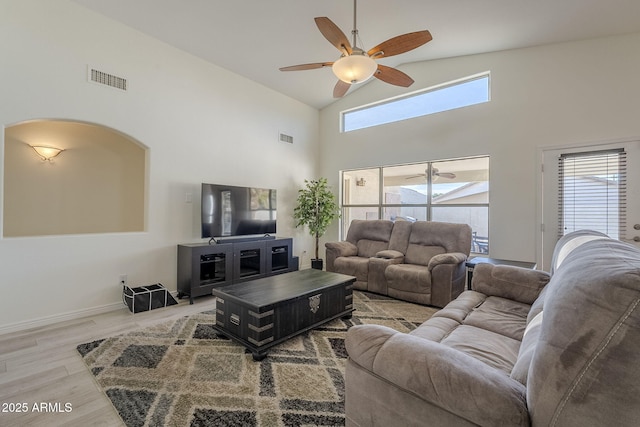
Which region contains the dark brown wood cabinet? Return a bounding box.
[177,238,296,303]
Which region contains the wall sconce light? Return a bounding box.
[30,145,64,162]
[356,178,366,186]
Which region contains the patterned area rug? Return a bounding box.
[77,291,438,427]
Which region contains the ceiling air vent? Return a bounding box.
[279,132,293,144]
[88,66,127,91]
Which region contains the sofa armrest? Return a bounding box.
[472,263,550,304]
[375,249,405,260]
[427,252,467,271]
[346,324,529,426]
[325,241,358,257]
[325,241,358,272]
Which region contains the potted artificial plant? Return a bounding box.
[294,178,340,270]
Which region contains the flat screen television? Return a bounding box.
[201,183,277,240]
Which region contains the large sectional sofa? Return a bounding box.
[345,230,640,426]
[325,220,471,308]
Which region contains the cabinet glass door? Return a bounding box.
[200,253,228,284]
[238,248,262,278]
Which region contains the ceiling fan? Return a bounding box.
[279,0,432,98]
[406,168,457,180]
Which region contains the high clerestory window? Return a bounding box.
[341,72,490,132]
[341,156,490,254]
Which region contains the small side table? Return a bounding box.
[466,257,537,290]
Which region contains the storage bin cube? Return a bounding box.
[123,283,178,313]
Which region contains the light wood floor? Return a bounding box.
[0,295,217,427]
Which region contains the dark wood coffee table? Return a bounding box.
[211,269,356,360]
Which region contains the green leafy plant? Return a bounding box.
[293,178,340,261]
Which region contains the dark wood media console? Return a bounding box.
[177,237,298,304]
[212,269,355,360]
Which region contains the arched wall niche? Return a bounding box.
[3,119,147,237]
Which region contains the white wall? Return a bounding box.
[0,0,319,331]
[319,32,640,264]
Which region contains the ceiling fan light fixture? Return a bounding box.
[332,53,377,84]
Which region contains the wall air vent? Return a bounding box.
[279,132,294,144]
[88,66,127,91]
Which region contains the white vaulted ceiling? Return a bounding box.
[72,0,640,109]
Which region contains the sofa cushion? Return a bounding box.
[408,221,473,254]
[410,316,462,342]
[385,263,432,291]
[399,221,472,266]
[441,325,521,374]
[405,244,446,266]
[334,256,370,282]
[356,239,389,258]
[387,219,412,254]
[463,296,530,341]
[429,291,487,323]
[410,291,529,374]
[345,219,394,246]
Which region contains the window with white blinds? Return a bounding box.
[558,149,627,239]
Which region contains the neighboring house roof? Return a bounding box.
[385,181,490,204]
[433,181,489,203]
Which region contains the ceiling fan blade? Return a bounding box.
[279,62,333,72]
[431,167,456,179]
[374,65,414,87]
[315,17,352,54]
[367,30,432,59]
[437,172,457,179]
[333,80,351,98]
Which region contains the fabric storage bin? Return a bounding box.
[123,283,178,313]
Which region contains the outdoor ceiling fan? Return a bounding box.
[279,0,432,98]
[406,168,457,180]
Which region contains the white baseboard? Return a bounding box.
[0,301,132,335]
[0,301,125,335]
[0,290,182,335]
